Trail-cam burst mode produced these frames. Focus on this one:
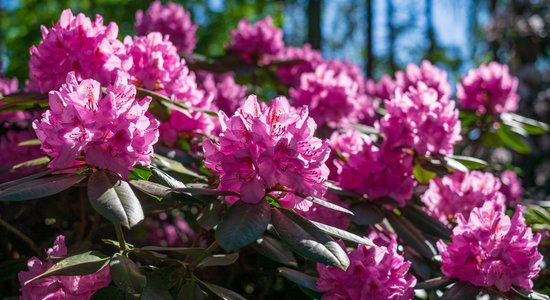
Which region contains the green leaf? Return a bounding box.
[129,180,170,198]
[496,123,531,154]
[91,286,124,300]
[444,155,487,170]
[271,208,350,270]
[170,187,240,197]
[152,154,204,179]
[278,267,319,292]
[0,170,52,190]
[25,251,109,284]
[415,276,454,290]
[128,166,152,181]
[441,282,481,300]
[413,163,437,184]
[150,167,186,188]
[386,212,436,259]
[141,272,174,300]
[177,281,206,300]
[401,204,451,239]
[310,220,375,246]
[252,235,297,267]
[197,200,224,230]
[88,170,144,228]
[349,202,384,225]
[109,253,146,295]
[0,259,26,283]
[443,157,468,173]
[197,281,246,300]
[0,174,85,202]
[501,113,549,135]
[17,139,41,146]
[138,246,205,256]
[198,253,239,268]
[215,200,271,251]
[11,156,50,170]
[293,193,353,215]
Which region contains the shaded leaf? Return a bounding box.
[293,192,353,215]
[252,235,297,267]
[198,281,246,300]
[271,208,350,270]
[415,276,454,290]
[197,200,224,230]
[496,123,531,154]
[441,282,481,300]
[139,246,205,256]
[25,251,109,284]
[0,174,85,202]
[198,253,239,268]
[401,204,451,239]
[88,170,144,228]
[130,180,170,198]
[278,267,319,292]
[170,187,239,197]
[151,167,185,188]
[109,253,146,295]
[215,200,270,251]
[386,212,436,259]
[128,166,152,181]
[141,272,173,300]
[177,281,206,300]
[310,220,375,246]
[349,202,384,225]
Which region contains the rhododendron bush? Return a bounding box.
[1,3,550,300]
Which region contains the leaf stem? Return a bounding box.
[189,240,219,270]
[0,217,44,259]
[114,224,127,251]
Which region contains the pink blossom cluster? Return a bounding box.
[198,72,247,115]
[227,17,284,62]
[0,74,18,96]
[500,170,523,206]
[141,212,197,247]
[379,83,462,156]
[270,44,323,86]
[1,73,30,126]
[332,130,416,206]
[135,0,198,54]
[18,236,111,300]
[316,240,416,300]
[394,60,452,99]
[0,130,44,183]
[27,9,127,93]
[203,95,330,211]
[32,72,159,178]
[437,201,542,291]
[457,62,519,115]
[421,171,507,225]
[290,64,368,128]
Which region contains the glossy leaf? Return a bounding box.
[441,282,481,300]
[25,251,109,284]
[386,212,436,259]
[177,281,206,300]
[215,200,271,251]
[0,174,85,202]
[88,170,144,228]
[415,276,454,290]
[252,235,297,267]
[278,267,319,292]
[501,113,549,135]
[129,180,170,198]
[310,220,375,246]
[293,192,354,215]
[197,200,225,230]
[444,155,487,170]
[496,123,531,154]
[198,281,246,300]
[109,253,146,295]
[349,202,384,225]
[198,253,239,267]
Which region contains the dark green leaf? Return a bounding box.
[215,200,270,251]
[198,281,246,300]
[349,202,384,225]
[415,276,454,290]
[129,180,170,198]
[401,204,451,239]
[0,174,85,202]
[444,155,487,170]
[198,253,239,267]
[141,272,173,300]
[0,259,26,283]
[170,187,240,197]
[109,253,146,295]
[441,282,481,300]
[310,220,375,246]
[139,246,205,256]
[88,170,144,228]
[271,208,350,270]
[293,193,353,215]
[496,123,531,154]
[386,212,436,259]
[151,167,186,188]
[252,235,297,267]
[0,170,52,190]
[413,163,437,184]
[177,281,206,300]
[25,251,109,284]
[128,166,152,181]
[277,267,319,292]
[91,286,125,300]
[197,200,224,230]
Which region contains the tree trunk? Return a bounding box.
[307,0,322,50]
[365,0,374,77]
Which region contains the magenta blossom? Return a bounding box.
[380,83,461,156]
[290,64,368,128]
[27,9,127,93]
[316,240,416,300]
[395,60,452,99]
[437,202,542,291]
[421,171,507,226]
[1,74,31,126]
[135,0,198,54]
[32,72,159,178]
[227,17,284,62]
[203,95,330,211]
[199,72,247,115]
[457,62,519,115]
[0,75,18,96]
[334,130,416,206]
[270,44,323,87]
[325,59,366,92]
[18,236,111,300]
[500,170,523,206]
[0,130,44,183]
[141,212,197,247]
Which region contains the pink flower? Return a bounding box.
[135,0,198,54]
[0,75,18,96]
[199,72,247,115]
[367,75,396,101]
[32,72,159,178]
[437,202,542,291]
[0,130,44,183]
[203,95,330,211]
[500,170,523,206]
[316,240,416,300]
[141,212,197,247]
[0,74,31,125]
[290,64,368,128]
[395,60,452,99]
[325,59,366,92]
[27,9,127,93]
[457,62,519,115]
[227,17,284,62]
[334,130,416,206]
[270,44,323,86]
[18,235,111,300]
[298,193,350,229]
[421,171,507,226]
[380,83,461,156]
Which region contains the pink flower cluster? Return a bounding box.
[18,236,111,300]
[141,212,197,247]
[421,171,507,225]
[227,17,284,62]
[316,241,416,300]
[1,73,30,126]
[0,74,18,96]
[271,44,323,86]
[199,72,247,115]
[380,83,462,156]
[437,202,542,291]
[290,64,368,128]
[500,170,523,206]
[32,72,159,178]
[394,60,452,99]
[135,0,198,54]
[203,95,330,211]
[0,130,44,183]
[457,62,520,115]
[27,9,127,93]
[333,130,416,206]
